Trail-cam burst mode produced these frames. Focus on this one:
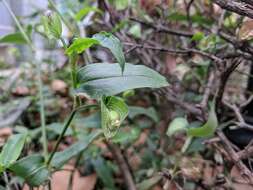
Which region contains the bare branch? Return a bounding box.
[241,0,253,7]
[130,17,194,37]
[123,42,223,64]
[106,142,137,190]
[200,71,215,109]
[212,0,253,19]
[217,131,253,184]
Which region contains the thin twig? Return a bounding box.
[130,17,194,37]
[217,131,253,184]
[238,146,253,160]
[217,131,253,185]
[185,0,195,27]
[223,100,253,131]
[200,71,215,109]
[123,42,223,63]
[240,95,253,108]
[219,31,253,55]
[107,142,137,190]
[216,58,242,110]
[157,88,203,119]
[223,101,244,123]
[241,0,253,6]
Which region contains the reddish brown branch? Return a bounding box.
[238,146,253,160]
[212,0,253,19]
[157,88,203,119]
[217,131,253,184]
[123,42,223,64]
[241,0,253,6]
[200,71,215,109]
[216,58,242,110]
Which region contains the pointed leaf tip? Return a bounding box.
[92,32,126,73]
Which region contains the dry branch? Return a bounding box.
[212,0,253,19]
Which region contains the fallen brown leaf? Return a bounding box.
[0,127,12,137]
[51,79,68,94]
[12,86,30,96]
[238,19,253,41]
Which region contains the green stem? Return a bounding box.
[1,0,34,50]
[37,54,48,159]
[59,31,80,136]
[59,38,78,99]
[70,54,78,89]
[70,54,80,108]
[2,0,48,158]
[46,104,98,166]
[181,136,192,153]
[59,37,79,108]
[60,37,67,49]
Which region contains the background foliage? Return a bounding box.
[1,0,253,189]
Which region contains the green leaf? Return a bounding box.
[0,134,26,169]
[111,127,140,144]
[66,38,99,55]
[92,157,116,189]
[191,31,205,42]
[47,123,73,136]
[76,63,169,99]
[41,15,50,37]
[186,138,205,153]
[129,24,141,38]
[51,130,102,169]
[42,12,62,39]
[0,32,27,44]
[114,0,129,10]
[111,20,129,33]
[9,154,49,187]
[166,117,188,137]
[75,6,102,21]
[75,112,101,129]
[26,24,33,37]
[101,96,128,138]
[224,13,238,28]
[137,176,162,190]
[122,89,135,98]
[187,102,218,137]
[198,34,220,51]
[0,165,4,174]
[128,106,159,122]
[92,32,126,73]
